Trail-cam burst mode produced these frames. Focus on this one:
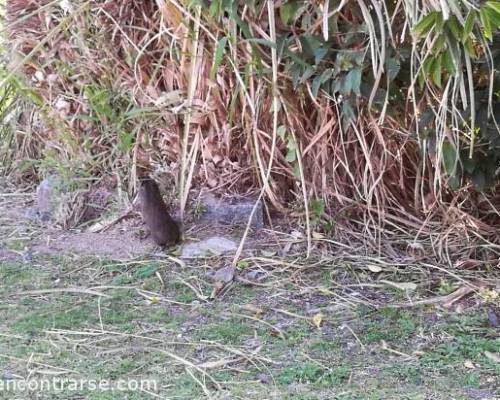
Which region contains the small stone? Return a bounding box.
[181,236,237,258]
[34,70,45,82]
[243,270,260,281]
[213,265,235,284]
[256,373,270,384]
[1,370,13,380]
[22,251,33,263]
[487,308,499,328]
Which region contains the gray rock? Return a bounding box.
[256,373,270,384]
[1,370,13,380]
[181,236,237,258]
[198,193,263,228]
[243,270,261,281]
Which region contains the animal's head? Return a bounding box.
[139,178,160,197]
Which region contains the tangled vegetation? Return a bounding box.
[1,0,499,241]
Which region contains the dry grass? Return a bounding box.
[2,0,500,256]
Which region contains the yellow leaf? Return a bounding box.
[312,313,324,329]
[312,231,325,239]
[242,304,263,319]
[479,289,499,303]
[147,297,159,305]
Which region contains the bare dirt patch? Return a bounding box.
[0,185,275,261]
[0,189,154,259]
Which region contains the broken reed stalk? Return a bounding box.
[179,5,201,220]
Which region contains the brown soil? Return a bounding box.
[0,186,276,261]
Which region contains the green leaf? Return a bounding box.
[472,169,486,191]
[311,74,323,98]
[319,68,335,83]
[345,68,362,96]
[485,1,500,16]
[479,7,493,40]
[484,6,500,28]
[422,56,434,82]
[309,199,325,219]
[285,149,296,162]
[237,260,249,269]
[445,16,462,41]
[462,11,476,43]
[289,63,303,87]
[134,265,158,279]
[244,38,276,48]
[442,141,458,176]
[210,37,227,80]
[417,69,425,89]
[314,47,329,65]
[342,101,356,122]
[431,35,446,54]
[413,12,438,38]
[299,34,323,62]
[464,38,477,57]
[280,1,302,25]
[313,68,335,97]
[431,53,442,87]
[462,157,475,174]
[443,49,455,74]
[277,125,287,139]
[209,0,219,16]
[385,57,400,81]
[447,175,461,190]
[300,66,315,83]
[286,138,296,151]
[276,34,290,58]
[118,130,134,152]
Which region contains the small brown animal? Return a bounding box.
[138,178,181,247]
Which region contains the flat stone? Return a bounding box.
[181,236,237,258]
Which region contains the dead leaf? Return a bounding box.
[442,285,476,308]
[367,264,382,273]
[380,280,417,291]
[318,287,333,295]
[454,259,482,269]
[242,304,263,319]
[392,283,485,308]
[312,231,325,239]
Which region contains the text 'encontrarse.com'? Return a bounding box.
[0,378,158,393]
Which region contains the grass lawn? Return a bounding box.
[0,252,498,400]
